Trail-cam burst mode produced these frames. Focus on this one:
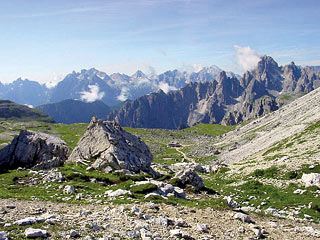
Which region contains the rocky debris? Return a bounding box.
[133,180,186,199]
[301,173,320,188]
[173,168,204,189]
[0,231,9,240]
[171,162,213,174]
[0,198,318,239]
[63,185,75,195]
[233,213,252,223]
[68,118,156,176]
[42,169,64,183]
[24,228,48,238]
[0,130,69,170]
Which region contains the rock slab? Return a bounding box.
[0,130,69,170]
[68,117,154,174]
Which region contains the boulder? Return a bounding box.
[174,168,204,189]
[301,173,320,188]
[24,228,47,238]
[68,117,155,175]
[0,130,69,170]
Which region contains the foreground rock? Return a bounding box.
[0,130,69,170]
[68,117,155,175]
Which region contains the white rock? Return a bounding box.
[170,229,182,237]
[0,231,9,240]
[224,196,240,208]
[70,229,81,238]
[238,226,245,233]
[301,173,320,188]
[233,213,252,223]
[152,216,169,227]
[197,223,209,232]
[106,189,131,197]
[173,187,186,199]
[174,218,187,227]
[140,228,152,240]
[63,185,75,194]
[250,225,262,238]
[14,217,43,226]
[25,228,47,238]
[293,189,306,194]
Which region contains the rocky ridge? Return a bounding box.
[107,56,320,129]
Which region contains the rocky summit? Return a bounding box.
[68,117,155,175]
[0,130,69,170]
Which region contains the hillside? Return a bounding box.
[36,99,111,124]
[0,100,54,122]
[108,56,320,129]
[0,88,320,238]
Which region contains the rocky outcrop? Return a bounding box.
[68,117,155,175]
[107,56,320,129]
[0,130,69,170]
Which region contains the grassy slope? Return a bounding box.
[0,120,319,222]
[0,100,54,123]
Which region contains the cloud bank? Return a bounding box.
[159,82,177,94]
[117,87,130,101]
[80,84,105,102]
[234,45,261,71]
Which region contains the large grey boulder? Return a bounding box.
[174,168,204,189]
[68,117,155,175]
[0,130,69,170]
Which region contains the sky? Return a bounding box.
[0,0,319,84]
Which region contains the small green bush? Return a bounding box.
[130,183,158,194]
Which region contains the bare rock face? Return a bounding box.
[68,117,154,175]
[0,130,69,170]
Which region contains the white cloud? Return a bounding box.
[117,87,130,101]
[158,82,177,94]
[24,104,33,108]
[80,84,105,102]
[234,45,261,71]
[179,63,203,73]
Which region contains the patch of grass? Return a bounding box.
[184,123,235,136]
[153,147,184,165]
[252,166,278,179]
[130,183,158,194]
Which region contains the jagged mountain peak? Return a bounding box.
[132,70,147,79]
[256,55,280,73]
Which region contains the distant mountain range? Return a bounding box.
[107,56,320,129]
[36,99,111,124]
[0,100,54,122]
[0,66,237,107]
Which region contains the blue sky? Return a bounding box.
[0,0,319,84]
